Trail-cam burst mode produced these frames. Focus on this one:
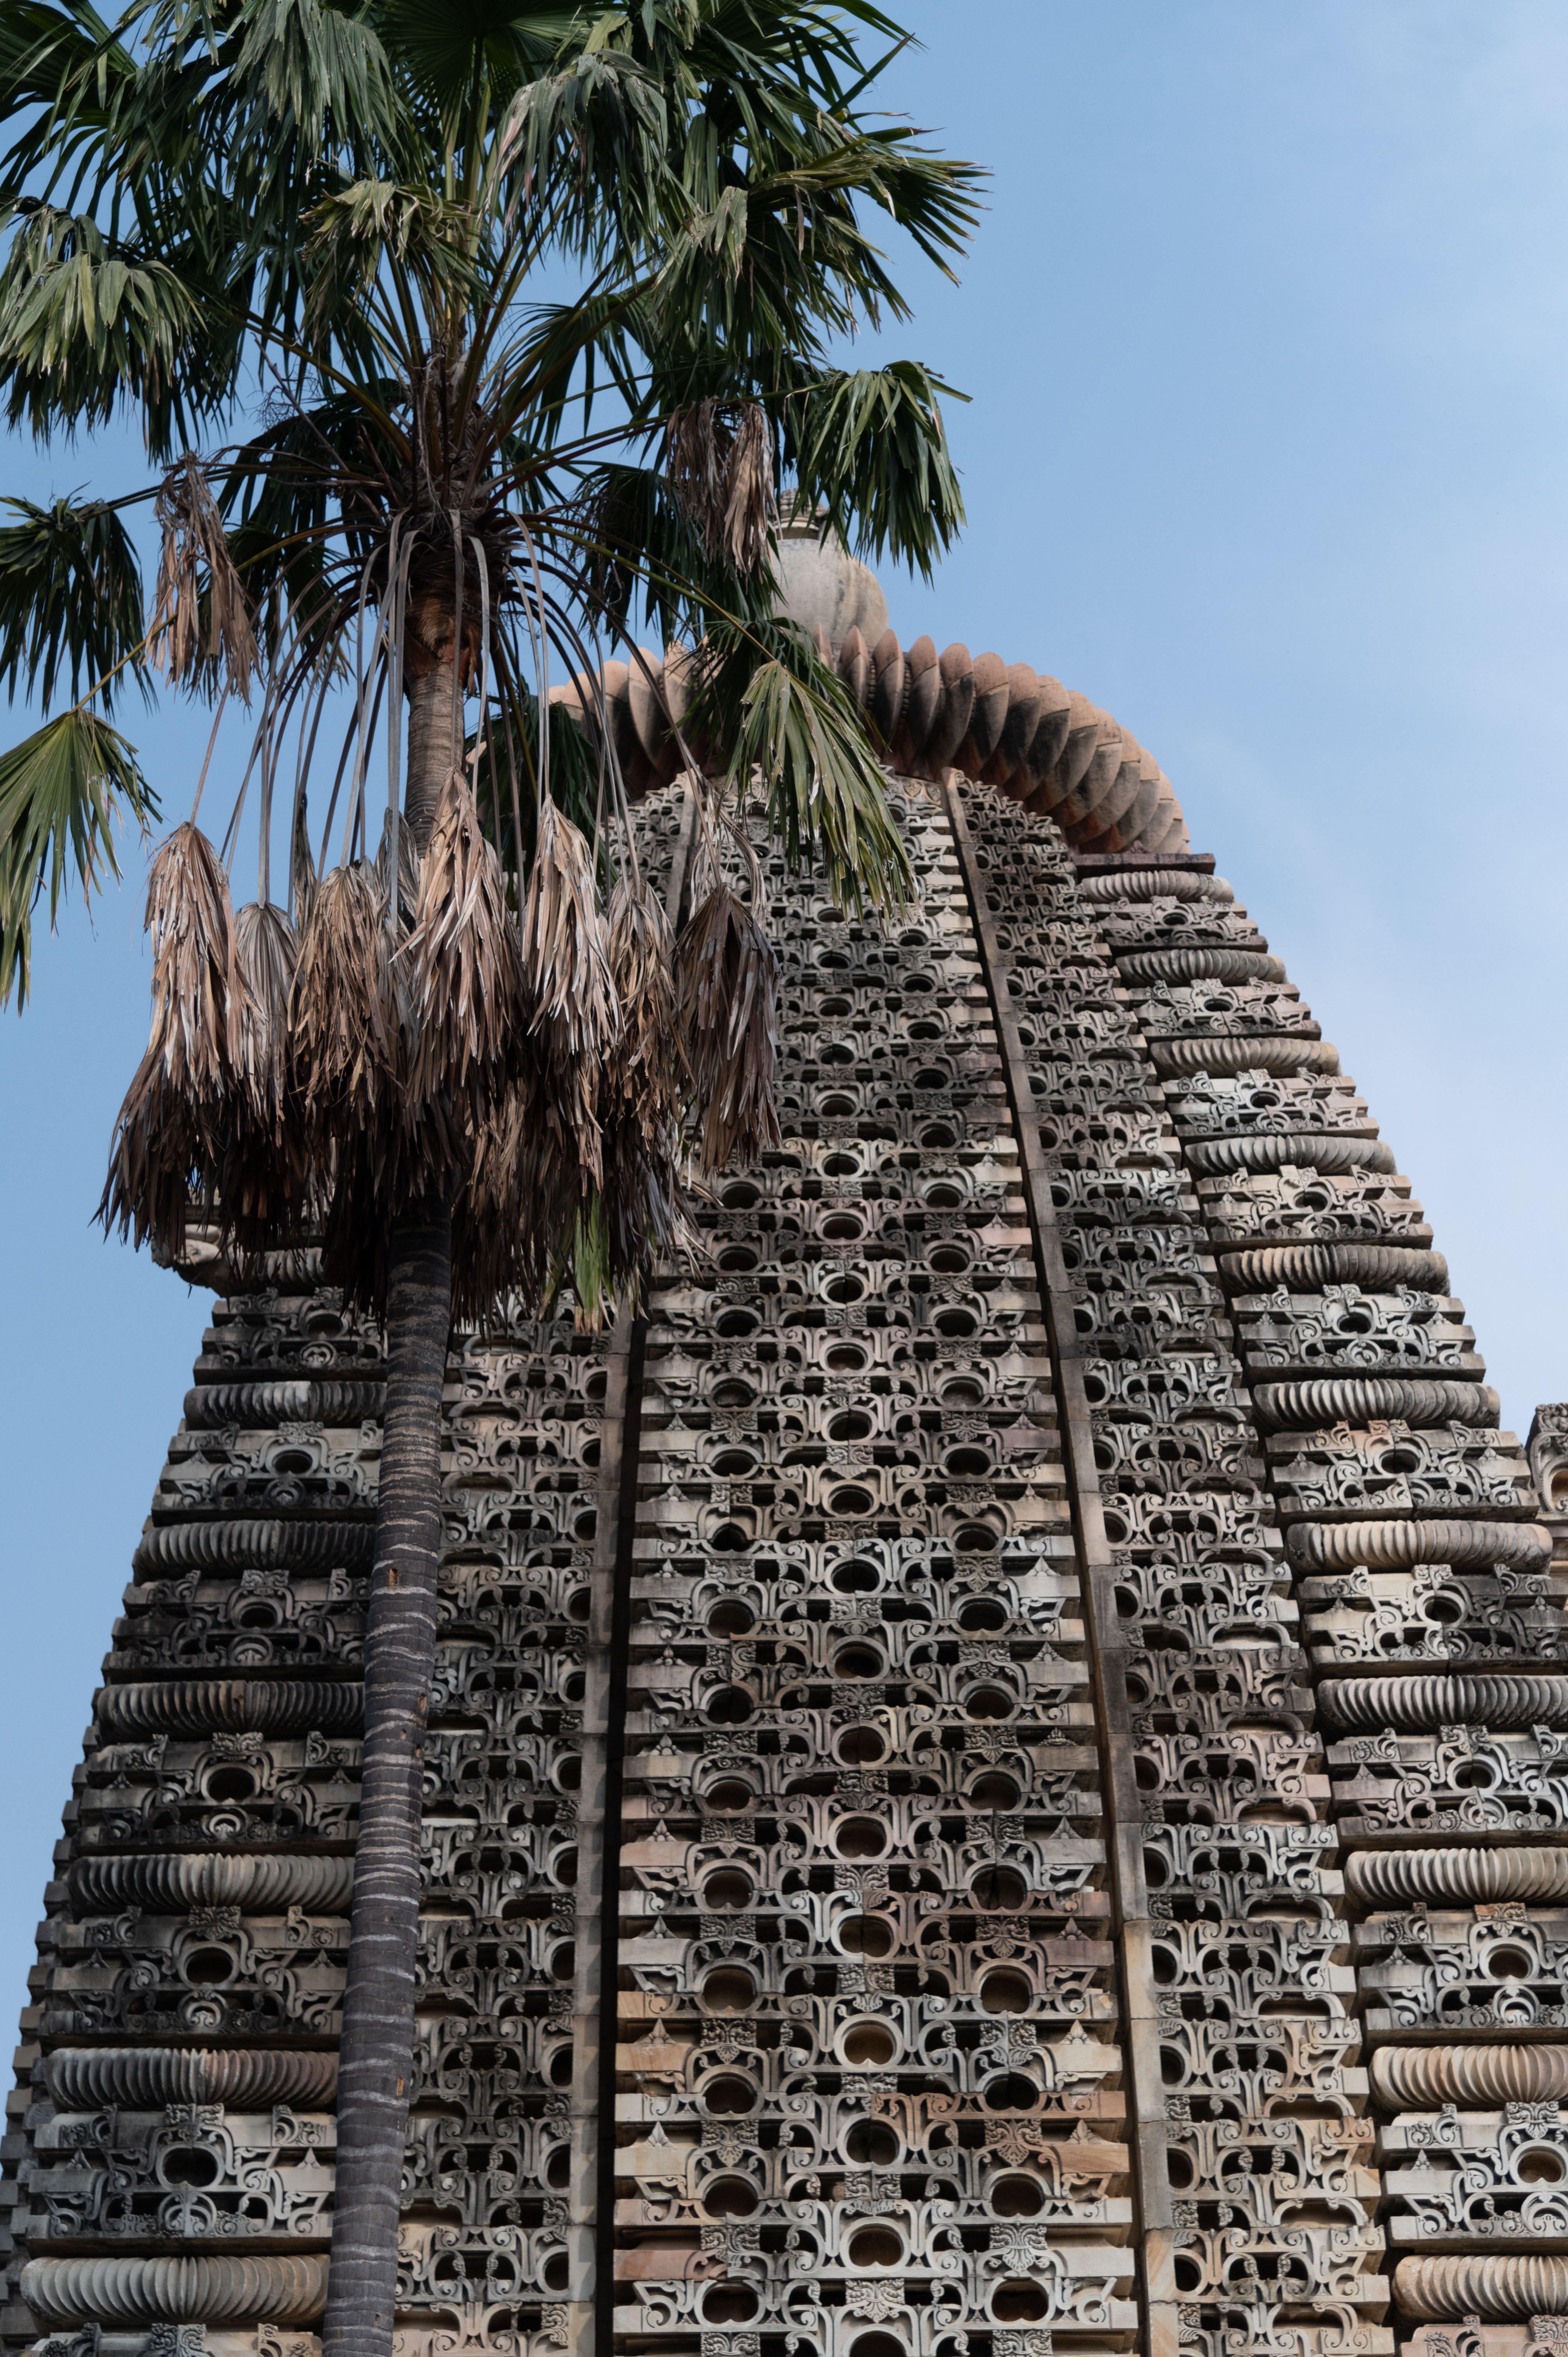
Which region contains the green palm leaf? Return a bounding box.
[0,492,146,712]
[0,206,209,444]
[0,708,157,1008]
[694,615,913,915]
[788,359,966,578]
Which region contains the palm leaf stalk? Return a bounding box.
[0,5,984,2352]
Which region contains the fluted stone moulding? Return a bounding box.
[1217,1241,1451,1290]
[44,2048,338,2109]
[1321,1673,1568,1730]
[21,2258,328,2328]
[1373,2046,1568,2107]
[1394,2256,1568,2321]
[1287,1516,1553,1571]
[67,1854,353,1914]
[1185,1133,1397,1176]
[94,1680,363,1738]
[1346,1846,1568,1906]
[1252,1377,1500,1429]
[556,625,1194,850]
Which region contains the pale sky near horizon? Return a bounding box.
[2,0,1566,2015]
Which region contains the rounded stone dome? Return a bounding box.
[773,505,888,647]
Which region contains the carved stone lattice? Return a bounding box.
[2,746,1564,2357]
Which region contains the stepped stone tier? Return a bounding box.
[9,577,1568,2357]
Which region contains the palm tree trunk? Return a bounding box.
[323,661,460,2357]
[403,654,460,839]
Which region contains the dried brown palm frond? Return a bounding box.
[521,794,618,1186]
[675,880,781,1175]
[145,819,238,1098]
[451,1055,697,1334]
[665,401,726,548]
[288,860,402,1145]
[463,1066,535,1226]
[316,1093,468,1319]
[449,1056,551,1325]
[301,870,479,1311]
[219,900,313,1251]
[600,1108,696,1287]
[232,901,298,1136]
[585,872,694,1316]
[98,820,238,1257]
[523,797,616,1054]
[721,403,774,576]
[403,769,524,1120]
[98,1051,204,1258]
[606,871,688,1135]
[665,399,775,577]
[373,806,421,934]
[291,792,318,929]
[148,456,259,700]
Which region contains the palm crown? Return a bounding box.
[0,0,980,1326]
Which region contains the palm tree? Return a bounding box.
[0,6,980,2350]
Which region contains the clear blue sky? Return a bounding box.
[2,0,1565,2014]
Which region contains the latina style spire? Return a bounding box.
[4,542,1561,2357]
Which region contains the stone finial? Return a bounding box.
[772,505,889,647]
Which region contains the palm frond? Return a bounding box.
[0,207,208,445]
[304,180,478,360]
[0,708,156,1009]
[149,455,259,700]
[289,858,402,1139]
[675,876,780,1175]
[786,360,966,581]
[692,618,913,915]
[219,389,401,639]
[665,398,775,577]
[491,42,671,263]
[371,0,578,121]
[0,491,147,714]
[372,802,418,928]
[232,896,298,1139]
[607,868,687,1134]
[403,765,524,1117]
[97,819,237,1256]
[0,0,140,210]
[573,458,718,647]
[521,792,617,1185]
[222,896,313,1248]
[231,0,397,166]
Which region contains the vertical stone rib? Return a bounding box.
[945,778,1180,2357]
[612,776,1138,2357]
[943,788,1395,2357]
[565,1307,643,2357]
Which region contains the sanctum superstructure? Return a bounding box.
[7,573,1568,2357]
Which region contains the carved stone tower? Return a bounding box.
[5,582,1564,2357]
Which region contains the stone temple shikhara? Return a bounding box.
[6,537,1568,2357]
